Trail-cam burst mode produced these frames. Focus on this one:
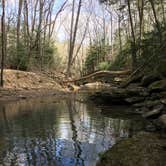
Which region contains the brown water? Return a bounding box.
[0,94,146,166]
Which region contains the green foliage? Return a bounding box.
[108,41,131,70]
[8,42,28,70]
[108,22,166,71]
[137,22,166,69]
[5,27,60,71]
[84,39,110,74]
[43,40,56,66]
[97,61,110,70]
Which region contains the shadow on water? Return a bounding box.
[0,94,147,166]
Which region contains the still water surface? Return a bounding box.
[0,94,145,166]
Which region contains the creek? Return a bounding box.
[0,93,147,166]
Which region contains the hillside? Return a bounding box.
[0,69,65,101]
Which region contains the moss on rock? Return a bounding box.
[149,79,166,92]
[97,133,166,166]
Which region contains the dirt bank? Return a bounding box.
[0,69,67,102]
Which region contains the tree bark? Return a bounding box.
[67,0,82,77]
[127,0,137,70]
[149,0,161,39]
[16,0,23,69]
[118,14,122,57]
[1,0,6,87]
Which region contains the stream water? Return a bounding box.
[0,93,146,166]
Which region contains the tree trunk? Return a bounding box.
[118,14,122,57]
[16,0,23,69]
[137,0,144,56]
[127,0,137,70]
[160,0,165,22]
[149,0,161,39]
[36,0,44,70]
[1,0,6,87]
[111,13,113,59]
[67,0,82,77]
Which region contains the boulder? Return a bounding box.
[145,123,157,132]
[126,84,149,97]
[141,74,160,87]
[89,88,129,105]
[142,105,164,119]
[97,134,166,166]
[150,91,166,100]
[18,95,27,99]
[80,82,110,90]
[149,79,166,92]
[125,97,145,104]
[161,98,166,105]
[133,100,161,108]
[135,107,149,114]
[158,114,166,128]
[155,59,166,77]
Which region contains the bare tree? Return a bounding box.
[1,0,6,87]
[127,0,137,70]
[67,0,82,77]
[16,0,23,69]
[49,0,68,39]
[149,0,161,39]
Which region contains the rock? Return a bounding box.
[129,73,143,83]
[158,114,166,128]
[80,82,110,90]
[141,74,160,87]
[150,91,166,100]
[145,123,157,132]
[142,105,164,119]
[155,59,166,77]
[114,77,123,82]
[66,83,79,91]
[133,100,161,108]
[126,85,149,97]
[125,97,145,104]
[18,95,27,99]
[149,79,166,92]
[135,107,149,114]
[89,88,130,105]
[141,107,149,113]
[97,134,166,166]
[161,98,166,105]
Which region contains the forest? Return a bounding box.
[0,0,165,79]
[0,0,166,166]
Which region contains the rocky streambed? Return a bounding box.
[89,74,166,165]
[90,79,166,132]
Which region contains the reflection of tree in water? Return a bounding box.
[0,106,9,164]
[66,99,84,166]
[0,96,147,166]
[82,103,131,141]
[0,103,62,165]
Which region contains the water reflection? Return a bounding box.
[0,95,145,166]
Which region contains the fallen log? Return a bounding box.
[63,70,130,84]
